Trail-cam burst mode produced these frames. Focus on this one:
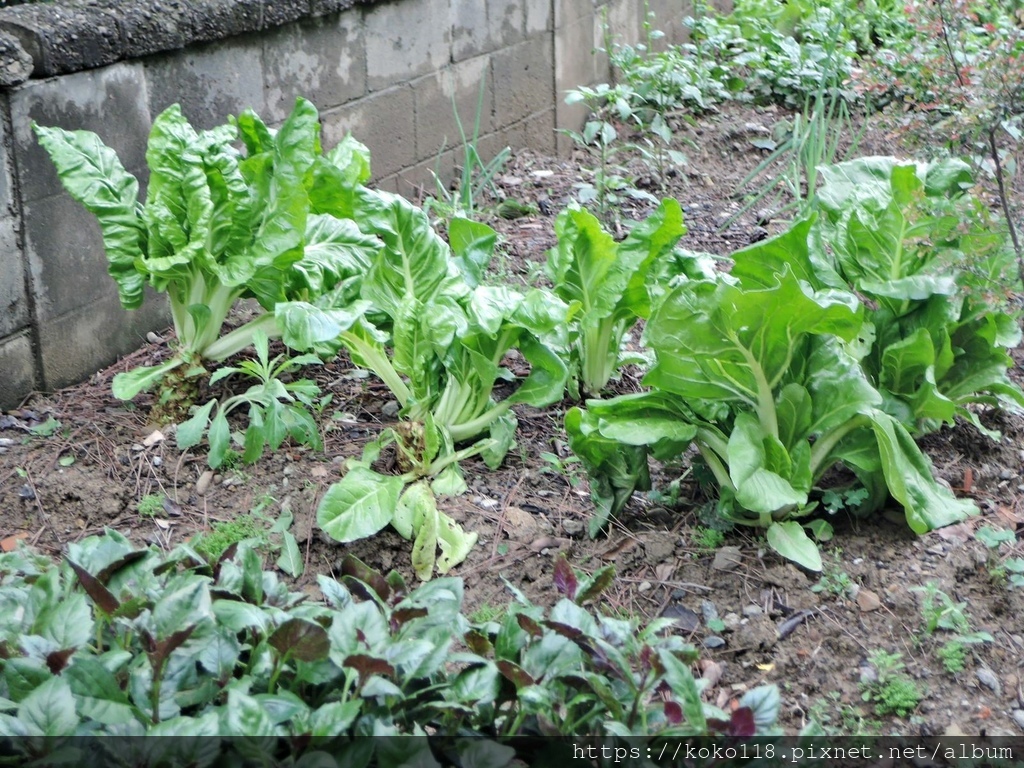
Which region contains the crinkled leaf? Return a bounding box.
[33,123,146,309]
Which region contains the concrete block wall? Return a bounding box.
[0,0,709,408]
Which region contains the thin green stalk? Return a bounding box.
[735,340,778,438]
[339,331,412,406]
[204,311,279,362]
[695,437,733,494]
[448,400,510,443]
[808,413,871,476]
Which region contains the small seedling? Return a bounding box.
[913,582,970,635]
[137,493,166,518]
[806,690,882,736]
[861,650,923,718]
[812,550,854,596]
[821,487,870,515]
[936,640,969,674]
[912,582,992,674]
[692,526,725,550]
[976,526,1024,588]
[539,451,583,487]
[468,603,506,624]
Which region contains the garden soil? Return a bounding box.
[2,102,1023,736]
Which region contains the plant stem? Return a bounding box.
[987,126,1024,287]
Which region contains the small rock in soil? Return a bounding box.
[976,667,1001,697]
[723,612,741,631]
[734,615,777,649]
[642,535,676,562]
[742,604,763,617]
[762,564,808,589]
[196,470,214,496]
[560,519,584,537]
[701,599,720,624]
[142,429,165,447]
[712,545,743,571]
[859,665,878,685]
[638,581,652,593]
[699,659,725,688]
[856,588,882,612]
[1011,710,1024,731]
[661,603,701,632]
[703,636,726,649]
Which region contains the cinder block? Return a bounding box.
[604,0,642,56]
[311,0,357,16]
[489,0,525,47]
[517,108,557,154]
[554,0,595,27]
[412,57,492,161]
[145,38,266,130]
[0,216,27,337]
[451,0,491,62]
[524,0,552,34]
[491,35,554,130]
[264,14,366,122]
[321,85,416,179]
[37,291,170,393]
[0,329,37,409]
[645,0,693,46]
[371,174,401,194]
[21,190,118,322]
[394,149,456,202]
[364,0,449,91]
[0,116,15,217]
[9,62,151,205]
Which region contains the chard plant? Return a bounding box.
[34,99,379,417]
[545,199,686,398]
[311,184,569,578]
[567,265,977,571]
[0,532,783,752]
[733,157,1024,438]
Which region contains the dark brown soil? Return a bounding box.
[2,102,1023,737]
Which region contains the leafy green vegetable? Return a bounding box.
[567,264,976,569]
[313,193,568,578]
[545,199,686,397]
[34,100,379,407]
[175,331,322,468]
[733,157,1024,438]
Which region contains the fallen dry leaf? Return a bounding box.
[654,562,676,582]
[600,537,639,560]
[936,522,972,544]
[699,659,724,688]
[142,429,165,448]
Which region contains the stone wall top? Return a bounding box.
[0,0,376,85]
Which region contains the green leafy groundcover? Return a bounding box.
[0,533,782,757]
